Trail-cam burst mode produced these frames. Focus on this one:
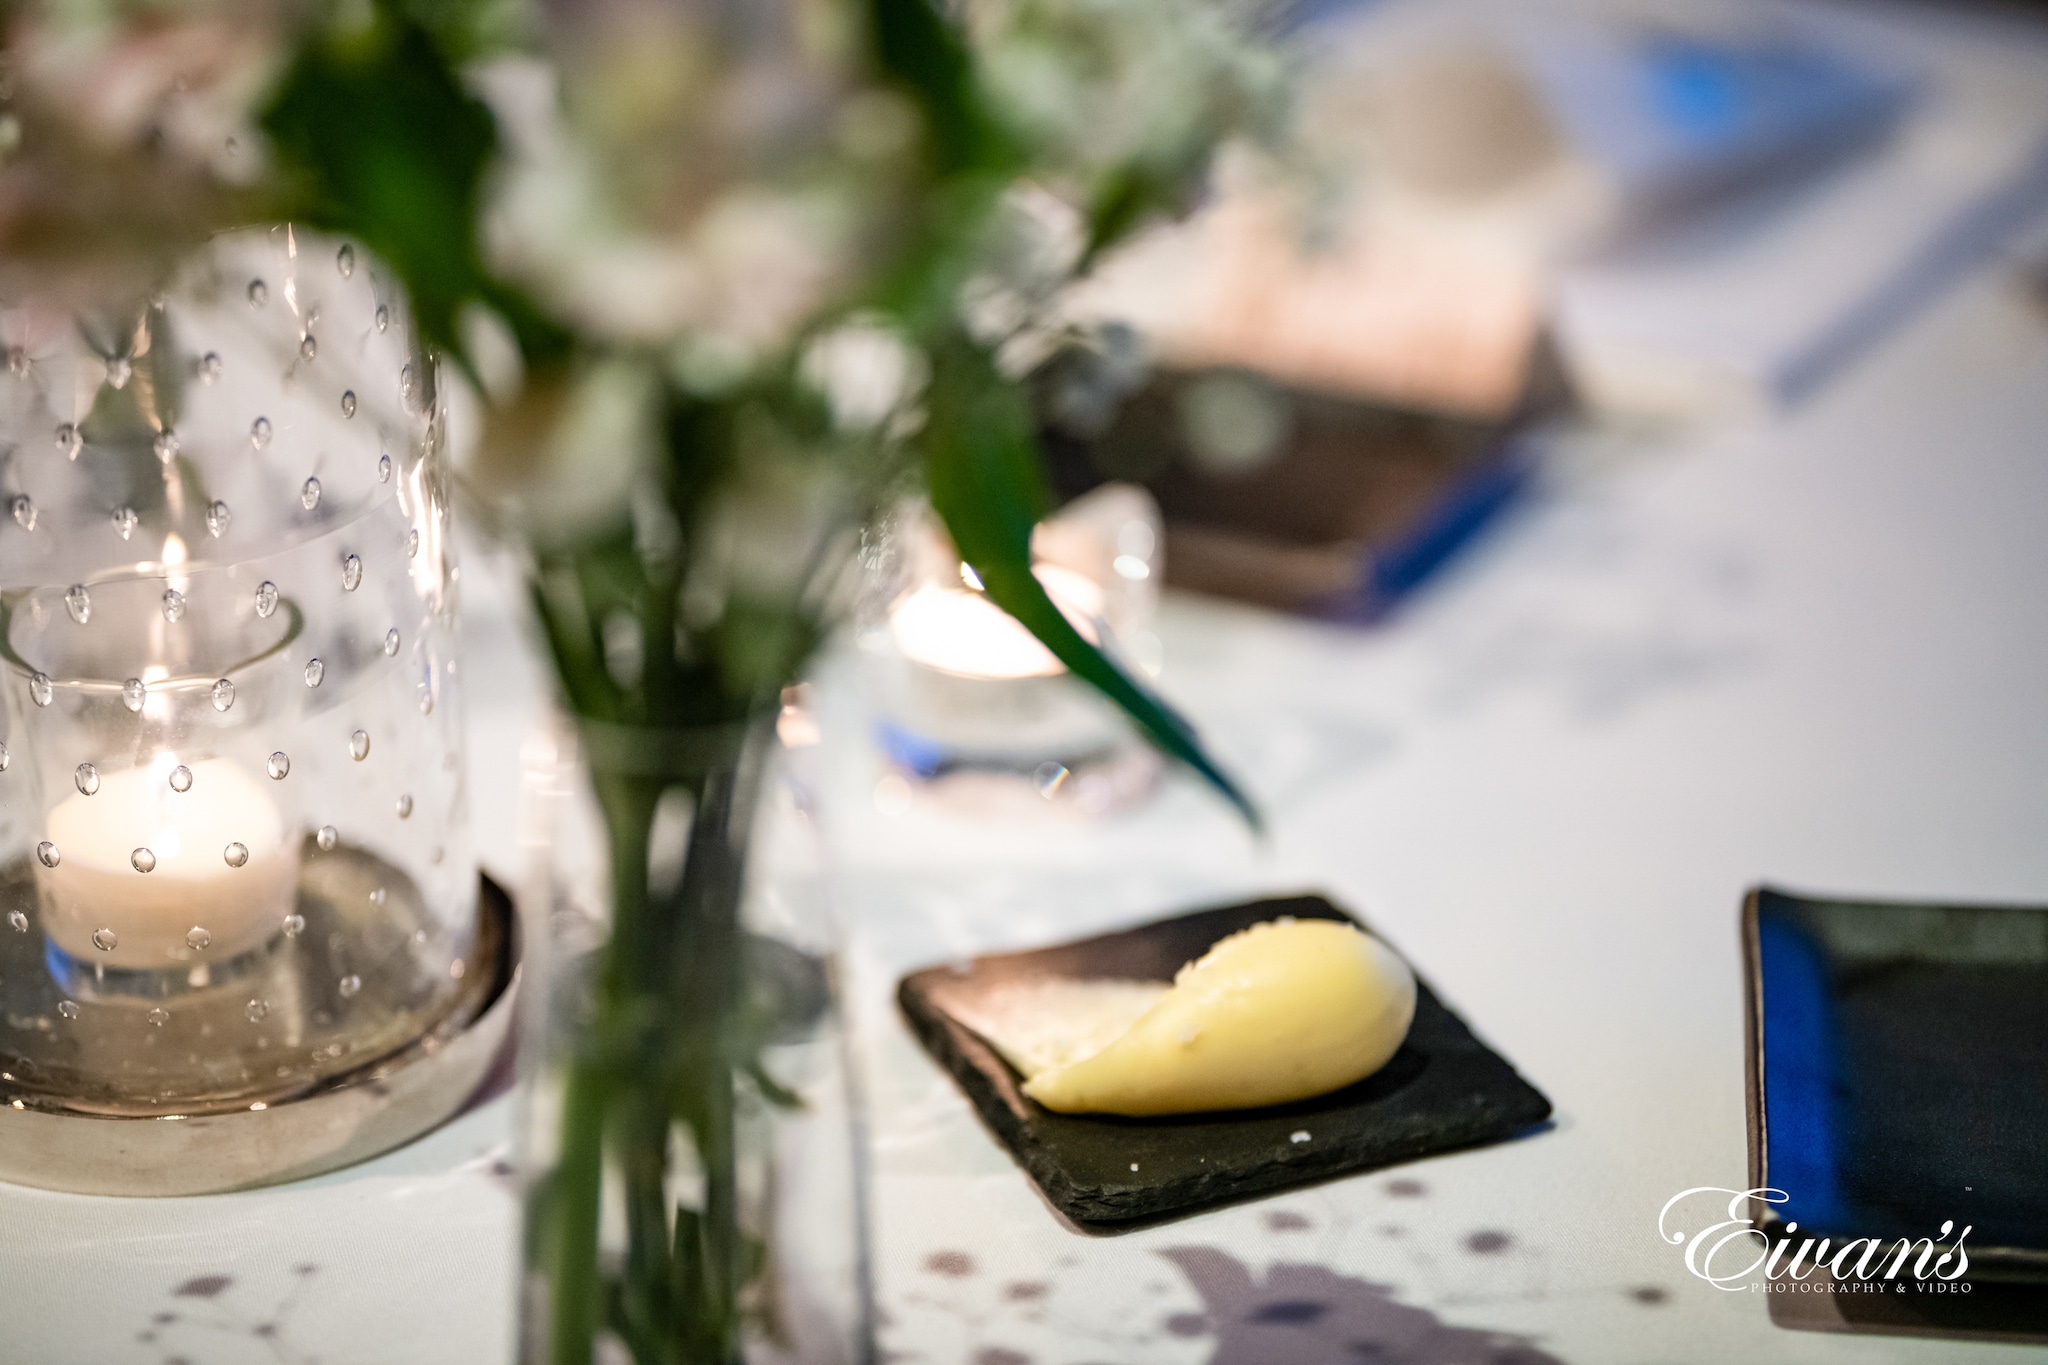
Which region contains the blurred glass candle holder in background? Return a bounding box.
[0,226,492,1186]
[869,483,1166,818]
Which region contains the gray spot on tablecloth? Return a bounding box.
[1159,1246,1562,1365]
[173,1275,232,1299]
[925,1250,976,1278]
[1249,1300,1329,1325]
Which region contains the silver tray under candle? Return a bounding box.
[0,856,517,1195]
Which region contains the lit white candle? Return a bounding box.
[881,563,1133,775]
[889,564,1105,680]
[37,755,299,970]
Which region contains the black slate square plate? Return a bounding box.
[1743,886,2048,1340]
[897,894,1552,1230]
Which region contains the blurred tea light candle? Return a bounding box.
[38,756,299,970]
[873,485,1162,812]
[889,564,1104,680]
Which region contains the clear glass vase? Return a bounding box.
[518,707,869,1365]
[0,225,483,1174]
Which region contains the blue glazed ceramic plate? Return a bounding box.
[1743,886,2048,1339]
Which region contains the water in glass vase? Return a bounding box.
[518,718,871,1365]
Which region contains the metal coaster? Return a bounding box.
[0,873,517,1196]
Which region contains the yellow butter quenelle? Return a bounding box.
[1018,919,1417,1117]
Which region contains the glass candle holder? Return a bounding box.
[869,482,1166,817]
[0,227,498,1188]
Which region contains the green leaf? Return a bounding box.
[261,1,569,367]
[1081,162,1185,270]
[261,4,491,357]
[867,0,1018,177]
[921,336,1260,829]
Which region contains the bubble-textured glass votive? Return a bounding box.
[0,226,485,1153]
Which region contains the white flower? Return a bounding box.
[800,319,928,431]
[468,358,662,547]
[471,3,913,356]
[968,0,1285,188]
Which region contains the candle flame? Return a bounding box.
[141,667,172,720]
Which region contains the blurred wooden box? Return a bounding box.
[1040,343,1569,621]
[1053,174,1573,619]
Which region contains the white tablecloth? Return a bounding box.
[3,203,2046,1365]
[823,252,2048,1365]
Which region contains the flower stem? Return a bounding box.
[549,1057,610,1365]
[542,734,758,1365]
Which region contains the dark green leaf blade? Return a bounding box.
[261,5,493,358]
[922,336,1260,829]
[867,0,1018,176]
[261,2,570,368]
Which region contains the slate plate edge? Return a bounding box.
[896,897,1553,1229]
